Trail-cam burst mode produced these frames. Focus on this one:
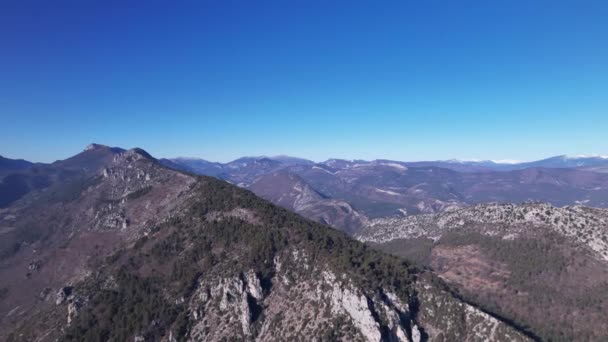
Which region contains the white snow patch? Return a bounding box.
[312,166,335,174]
[374,188,401,196]
[491,159,521,164]
[567,154,608,159]
[446,158,482,163]
[379,162,408,170]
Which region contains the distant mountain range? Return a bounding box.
[161,154,608,175]
[436,155,608,172]
[4,151,607,183]
[156,153,608,233]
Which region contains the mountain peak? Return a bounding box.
[84,143,110,151]
[172,156,211,162]
[82,143,126,155]
[125,147,155,161]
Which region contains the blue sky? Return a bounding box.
[1,1,607,163]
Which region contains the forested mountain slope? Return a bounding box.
[0,147,530,342]
[358,203,608,341]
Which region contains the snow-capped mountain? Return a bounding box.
[514,155,608,170]
[397,155,608,172]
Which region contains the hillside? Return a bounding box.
[358,203,608,341]
[0,147,530,341]
[0,156,33,180]
[248,170,367,234]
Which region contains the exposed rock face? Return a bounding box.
[54,286,85,325]
[189,271,263,339]
[55,286,73,306]
[323,270,382,341]
[411,325,421,342]
[246,270,263,300]
[182,248,528,342]
[66,296,84,325]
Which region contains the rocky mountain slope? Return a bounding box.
[248,170,367,234]
[358,203,608,341]
[0,147,196,338]
[0,146,531,342]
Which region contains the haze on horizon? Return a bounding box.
[1,1,607,163]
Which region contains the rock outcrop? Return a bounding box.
[182,248,529,342]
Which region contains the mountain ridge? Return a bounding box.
[163,153,608,174]
[0,145,532,341]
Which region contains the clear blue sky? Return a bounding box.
[1,0,607,163]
